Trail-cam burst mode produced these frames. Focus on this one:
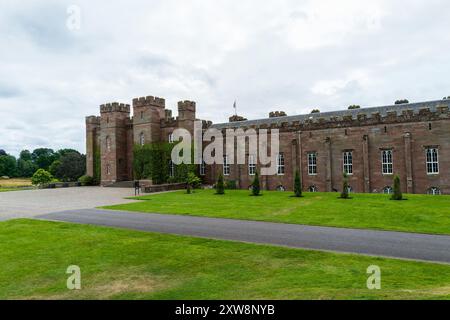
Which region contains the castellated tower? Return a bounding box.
[85,115,101,178]
[99,102,133,185]
[177,100,196,134]
[133,96,166,145]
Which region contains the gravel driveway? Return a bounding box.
[0,187,139,221]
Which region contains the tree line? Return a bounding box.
[0,148,85,182]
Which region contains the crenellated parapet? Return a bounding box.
[212,100,450,132]
[178,100,196,112]
[100,103,130,114]
[133,96,165,108]
[85,115,101,124]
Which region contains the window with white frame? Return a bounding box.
[381,150,393,174]
[168,133,174,143]
[200,161,206,176]
[343,151,353,175]
[223,155,230,176]
[308,152,317,175]
[276,153,285,175]
[426,148,439,174]
[169,160,175,177]
[428,187,441,195]
[139,132,145,146]
[248,155,256,176]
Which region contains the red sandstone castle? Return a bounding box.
[86,95,450,195]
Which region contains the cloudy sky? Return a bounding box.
[1,0,450,156]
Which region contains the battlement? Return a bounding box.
[85,115,101,124]
[178,100,196,112]
[212,100,450,131]
[133,96,166,108]
[269,111,287,118]
[100,103,130,114]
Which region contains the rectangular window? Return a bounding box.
[277,153,285,175]
[200,161,206,176]
[426,148,439,174]
[248,155,256,176]
[343,151,353,175]
[381,150,393,174]
[169,160,175,177]
[223,155,230,176]
[308,153,317,175]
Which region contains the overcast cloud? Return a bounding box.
[1,0,450,155]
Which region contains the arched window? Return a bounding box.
[139,132,145,146]
[106,136,111,151]
[383,186,393,194]
[309,185,318,192]
[428,187,441,195]
[276,185,286,192]
[106,164,111,175]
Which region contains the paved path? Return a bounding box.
[38,209,450,264]
[0,187,139,221]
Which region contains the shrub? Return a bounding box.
[186,172,201,194]
[225,180,237,190]
[310,109,320,114]
[391,175,403,200]
[340,173,349,199]
[31,169,53,186]
[251,171,261,196]
[293,170,302,197]
[216,173,225,195]
[395,99,409,105]
[348,105,361,110]
[78,175,94,186]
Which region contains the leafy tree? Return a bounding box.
[251,171,261,196]
[395,99,409,105]
[19,150,32,161]
[0,149,6,156]
[49,159,61,177]
[50,152,86,182]
[348,105,361,110]
[0,155,17,177]
[293,169,302,197]
[17,159,37,177]
[391,175,403,200]
[31,148,58,170]
[216,173,225,195]
[186,172,201,194]
[311,109,320,114]
[31,169,53,186]
[56,149,80,158]
[340,173,349,199]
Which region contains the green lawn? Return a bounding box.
[103,189,450,235]
[1,219,450,300]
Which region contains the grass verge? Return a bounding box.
[1,219,450,300]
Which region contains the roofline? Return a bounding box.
[211,98,449,129]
